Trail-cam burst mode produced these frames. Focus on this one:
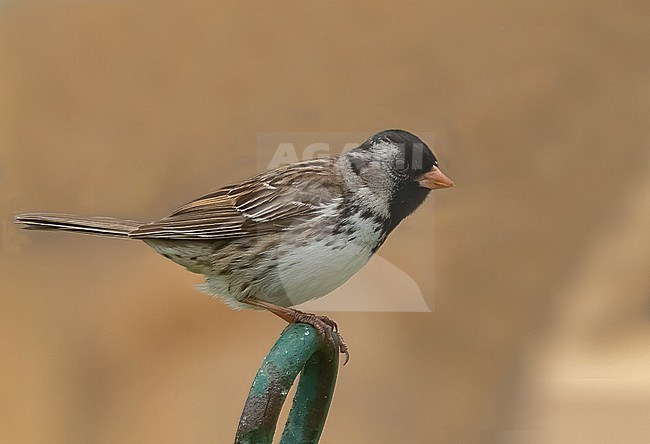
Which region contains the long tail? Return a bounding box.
[14,213,144,238]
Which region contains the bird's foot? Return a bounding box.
[243,297,349,365]
[290,311,349,365]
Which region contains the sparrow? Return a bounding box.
[15,129,454,363]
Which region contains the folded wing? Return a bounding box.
[130,160,342,240]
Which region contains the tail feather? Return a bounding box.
[14,213,143,238]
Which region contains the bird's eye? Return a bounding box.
[394,158,409,172]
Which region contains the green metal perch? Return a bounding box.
[235,324,340,444]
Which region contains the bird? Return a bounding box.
[15,129,454,363]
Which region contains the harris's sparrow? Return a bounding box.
[16,129,454,362]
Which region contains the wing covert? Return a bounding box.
[130,160,342,240]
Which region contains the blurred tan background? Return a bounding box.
[2,1,649,443]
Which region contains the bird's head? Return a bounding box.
[342,129,454,228]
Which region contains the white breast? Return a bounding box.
[273,222,378,306]
[201,211,384,309]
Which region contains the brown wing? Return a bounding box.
[130,159,342,240]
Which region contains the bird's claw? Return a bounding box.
[292,313,349,365]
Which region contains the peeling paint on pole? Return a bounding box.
[235,324,339,444]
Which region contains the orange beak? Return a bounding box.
[418,166,455,190]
